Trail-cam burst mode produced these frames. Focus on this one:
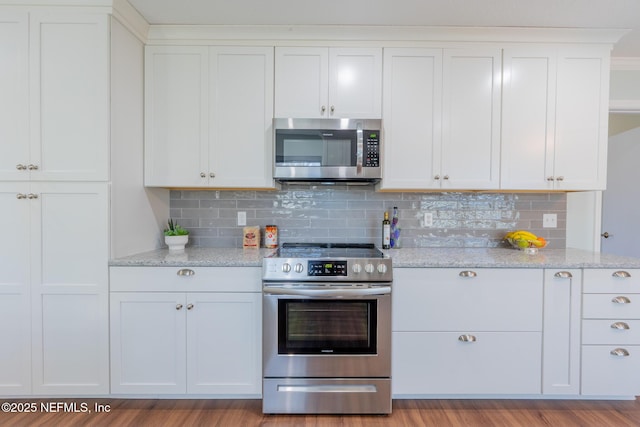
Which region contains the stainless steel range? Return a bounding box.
[262,243,392,414]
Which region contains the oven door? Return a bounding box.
[263,284,391,378]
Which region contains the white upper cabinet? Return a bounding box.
[381,47,501,190]
[501,46,610,190]
[0,12,29,181]
[0,11,109,181]
[145,46,274,188]
[275,47,382,118]
[381,48,442,189]
[440,49,501,190]
[144,46,209,187]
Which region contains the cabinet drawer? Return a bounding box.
[583,269,640,294]
[583,320,640,345]
[582,345,640,396]
[110,266,261,292]
[392,331,542,395]
[583,294,640,319]
[393,268,543,331]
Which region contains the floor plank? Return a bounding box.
[0,398,639,427]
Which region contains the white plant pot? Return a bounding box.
[165,235,188,252]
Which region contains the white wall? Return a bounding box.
[110,17,169,258]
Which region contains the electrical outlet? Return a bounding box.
[237,211,247,226]
[424,212,433,227]
[543,213,557,228]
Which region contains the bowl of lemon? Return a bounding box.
[504,230,547,254]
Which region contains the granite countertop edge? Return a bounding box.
[109,247,640,269]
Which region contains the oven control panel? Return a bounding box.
[307,260,347,276]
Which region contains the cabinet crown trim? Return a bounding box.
[145,25,627,45]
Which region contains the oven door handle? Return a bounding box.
[263,286,391,297]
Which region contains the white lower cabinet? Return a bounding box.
[581,269,640,396]
[109,267,262,396]
[392,268,543,396]
[0,182,109,396]
[542,269,581,394]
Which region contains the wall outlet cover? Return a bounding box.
[543,213,557,228]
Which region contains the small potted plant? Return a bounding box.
[164,219,189,251]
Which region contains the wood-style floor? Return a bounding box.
[2,398,640,427]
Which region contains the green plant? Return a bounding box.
[164,218,189,236]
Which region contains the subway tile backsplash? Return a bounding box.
[170,185,566,249]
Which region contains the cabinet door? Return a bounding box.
[0,183,31,395]
[553,47,610,190]
[0,12,29,181]
[31,182,109,394]
[110,293,187,394]
[381,48,442,190]
[501,48,557,190]
[209,47,274,188]
[29,12,109,181]
[542,269,581,395]
[274,47,328,118]
[329,48,382,118]
[186,292,261,395]
[144,46,209,187]
[441,49,501,189]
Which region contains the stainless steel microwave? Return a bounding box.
[273,118,382,183]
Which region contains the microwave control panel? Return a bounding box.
[364,131,380,167]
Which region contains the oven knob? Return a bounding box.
[294,263,304,273]
[282,263,291,273]
[352,263,362,274]
[365,263,375,274]
[377,264,388,274]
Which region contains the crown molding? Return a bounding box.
[145,24,627,46]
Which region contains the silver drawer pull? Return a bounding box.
[610,348,630,357]
[177,269,195,277]
[612,296,631,304]
[612,271,631,278]
[554,271,573,279]
[459,271,477,278]
[611,322,630,330]
[458,334,477,343]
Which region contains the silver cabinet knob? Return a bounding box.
[613,271,631,278]
[16,193,27,199]
[556,176,564,181]
[330,105,335,114]
[16,164,27,170]
[612,296,631,304]
[443,175,449,180]
[610,348,630,357]
[458,334,477,343]
[459,270,477,278]
[177,269,195,277]
[200,172,206,178]
[601,232,611,239]
[27,164,39,170]
[321,105,326,114]
[611,322,630,330]
[176,304,183,310]
[434,175,441,180]
[554,271,573,279]
[27,193,38,199]
[547,176,555,181]
[187,303,194,310]
[210,172,215,178]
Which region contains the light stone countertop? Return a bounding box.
[110,247,640,269]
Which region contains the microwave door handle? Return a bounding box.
[356,123,363,175]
